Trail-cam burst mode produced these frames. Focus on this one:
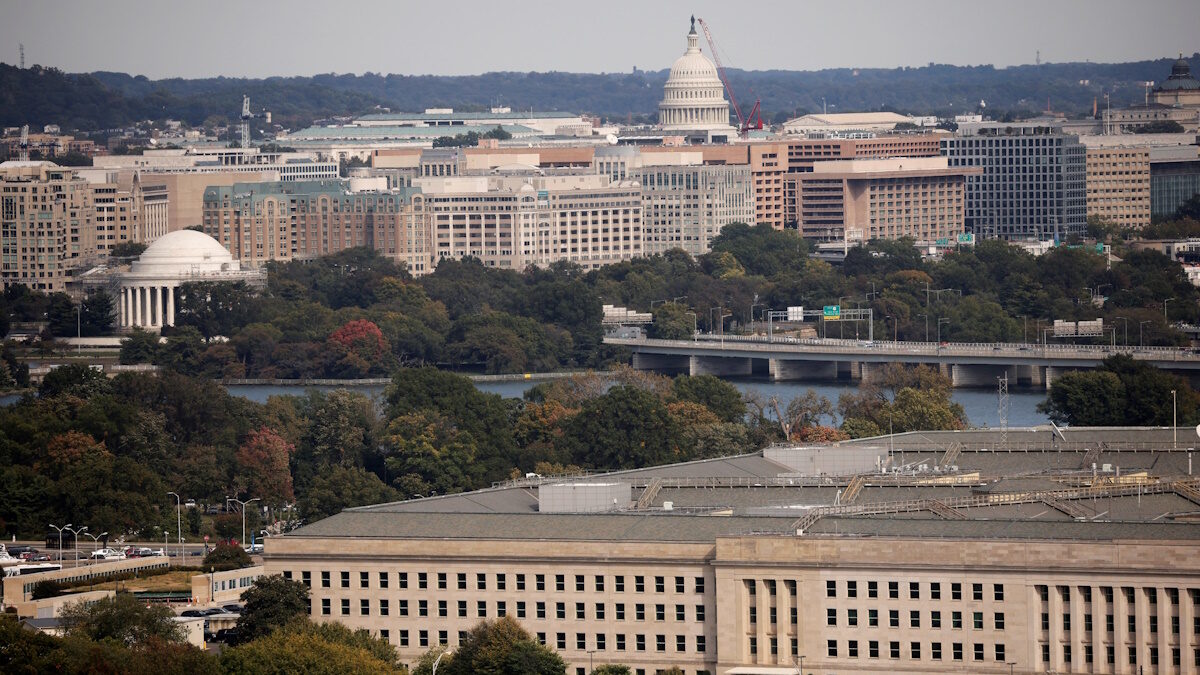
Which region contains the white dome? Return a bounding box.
[129,229,239,276]
[658,19,732,133]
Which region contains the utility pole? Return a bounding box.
[997,374,1010,449]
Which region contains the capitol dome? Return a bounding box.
[128,229,239,277]
[658,16,733,135]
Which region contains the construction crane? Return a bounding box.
[18,125,29,162]
[696,17,762,138]
[238,95,271,149]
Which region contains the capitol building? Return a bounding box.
[658,16,736,143]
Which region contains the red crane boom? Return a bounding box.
[696,17,762,138]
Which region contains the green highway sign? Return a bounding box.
[823,305,841,320]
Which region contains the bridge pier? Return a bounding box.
[769,359,838,381]
[1016,364,1044,388]
[632,352,691,375]
[689,355,752,377]
[950,364,1024,388]
[1044,366,1080,390]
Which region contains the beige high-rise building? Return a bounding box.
[0,161,94,292]
[1083,145,1152,230]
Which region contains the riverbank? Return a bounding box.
[220,370,593,386]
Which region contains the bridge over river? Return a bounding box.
[604,335,1200,389]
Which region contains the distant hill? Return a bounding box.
[0,54,1194,134]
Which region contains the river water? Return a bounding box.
[222,378,1050,429]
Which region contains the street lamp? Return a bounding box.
[917,313,928,342]
[431,648,452,675]
[226,497,260,548]
[64,525,86,567]
[684,311,697,341]
[49,523,70,562]
[885,315,897,342]
[1007,662,1016,675]
[1113,316,1130,346]
[83,530,107,562]
[587,649,596,673]
[1173,389,1178,451]
[167,491,182,564]
[937,317,950,344]
[1165,297,1176,322]
[1140,320,1152,347]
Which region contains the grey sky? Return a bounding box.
[2,0,1197,79]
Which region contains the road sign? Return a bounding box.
[786,306,804,321]
[956,233,975,245]
[823,305,841,321]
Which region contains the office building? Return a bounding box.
[638,159,754,256]
[1151,147,1200,220]
[787,157,975,244]
[1081,143,1152,230]
[781,112,932,136]
[265,427,1200,675]
[942,123,1087,241]
[0,161,94,292]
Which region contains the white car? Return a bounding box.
[89,548,127,560]
[244,543,264,554]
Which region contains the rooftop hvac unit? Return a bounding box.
[1101,464,1113,472]
[663,501,673,511]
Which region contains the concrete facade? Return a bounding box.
[1084,146,1152,230]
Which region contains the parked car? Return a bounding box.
[19,551,51,562]
[184,499,197,509]
[244,543,264,554]
[90,548,126,560]
[222,604,244,614]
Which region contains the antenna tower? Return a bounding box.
[19,43,24,69]
[997,373,1010,448]
[18,125,30,162]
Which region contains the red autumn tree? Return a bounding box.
[326,319,390,377]
[235,427,295,510]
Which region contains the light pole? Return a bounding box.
[83,531,107,563]
[1140,320,1152,347]
[750,302,763,329]
[685,311,697,341]
[76,302,81,354]
[1173,389,1178,451]
[226,497,260,548]
[49,523,70,562]
[1165,297,1176,322]
[917,313,928,342]
[937,317,950,344]
[885,315,897,342]
[431,648,452,675]
[65,525,86,567]
[1114,316,1130,346]
[167,491,182,564]
[587,649,596,673]
[1007,662,1016,675]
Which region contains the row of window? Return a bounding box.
[383,626,705,655]
[821,639,1005,662]
[821,608,1005,631]
[291,570,706,595]
[824,580,1004,602]
[318,595,706,624]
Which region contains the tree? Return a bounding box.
[1038,354,1200,426]
[436,616,565,675]
[59,593,185,646]
[326,319,392,377]
[561,385,677,470]
[235,575,311,643]
[235,427,295,511]
[592,666,632,675]
[671,374,746,423]
[297,465,398,523]
[109,241,148,259]
[81,289,115,336]
[203,543,253,571]
[222,618,401,674]
[648,303,693,340]
[119,327,160,364]
[38,363,111,399]
[1133,119,1185,134]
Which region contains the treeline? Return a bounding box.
[1,54,1188,133]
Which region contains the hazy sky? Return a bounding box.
[3,0,1197,79]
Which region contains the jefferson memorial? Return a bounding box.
[118,229,264,331]
[657,16,735,143]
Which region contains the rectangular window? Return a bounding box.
[930,582,941,600]
[911,610,921,628]
[676,635,685,652]
[828,640,838,658]
[889,581,899,599]
[932,642,942,660]
[675,605,684,621]
[477,600,487,618]
[418,600,428,617]
[360,598,369,616]
[458,600,467,618]
[497,574,506,591]
[321,598,330,615]
[995,612,1005,630]
[974,643,985,661]
[596,575,605,592]
[497,601,507,618]
[418,572,427,590]
[380,599,389,616]
[953,611,963,629]
[656,635,666,652]
[910,581,920,599]
[696,605,705,622]
[635,576,645,593]
[438,600,447,618]
[577,633,586,650]
[696,635,706,653]
[516,573,526,591]
[557,603,566,620]
[974,612,984,630]
[827,580,837,598]
[340,571,349,588]
[536,574,545,591]
[340,598,349,616]
[911,641,921,659]
[557,633,566,650]
[321,571,330,588]
[301,571,311,588]
[869,609,879,627]
[576,575,585,592]
[953,643,963,661]
[868,581,878,598]
[556,575,565,592]
[536,601,545,619]
[637,634,646,652]
[517,601,526,619]
[828,608,837,626]
[655,604,665,621]
[994,584,1005,601]
[972,583,983,601]
[616,603,625,620]
[890,610,899,628]
[869,640,879,658]
[399,600,409,616]
[848,609,858,627]
[890,641,900,659]
[848,640,859,658]
[996,644,1006,662]
[399,630,409,647]
[952,583,962,600]
[379,572,388,589]
[655,577,665,593]
[637,604,646,621]
[931,610,941,628]
[675,577,684,594]
[847,580,857,598]
[437,572,447,590]
[616,576,625,592]
[617,634,626,651]
[359,571,369,588]
[478,573,487,591]
[399,572,407,589]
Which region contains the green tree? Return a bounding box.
[81,289,115,336]
[203,543,253,571]
[110,241,148,259]
[561,385,677,470]
[671,374,746,423]
[221,618,401,674]
[1039,354,1200,426]
[235,575,311,643]
[1038,371,1127,426]
[437,616,565,675]
[38,363,111,399]
[235,427,295,511]
[592,665,632,675]
[297,465,399,523]
[119,327,161,364]
[648,303,693,340]
[59,593,185,646]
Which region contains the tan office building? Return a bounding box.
[266,429,1200,675]
[1084,146,1152,230]
[787,157,975,243]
